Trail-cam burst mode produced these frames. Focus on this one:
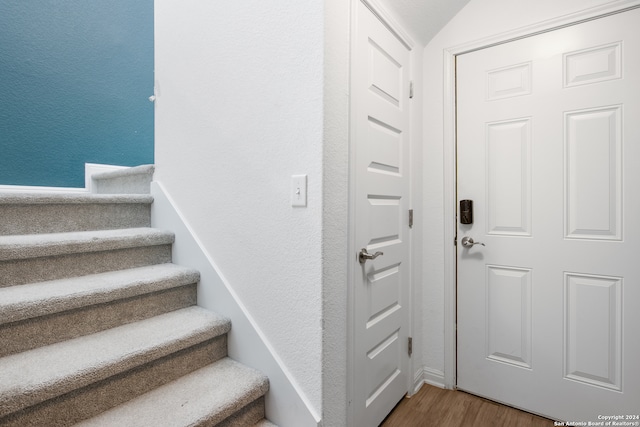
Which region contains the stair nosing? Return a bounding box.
[0,306,231,417]
[0,228,174,261]
[0,264,200,324]
[73,358,269,427]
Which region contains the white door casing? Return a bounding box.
[351,1,413,426]
[457,8,640,421]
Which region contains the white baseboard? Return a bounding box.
[150,181,321,427]
[422,366,446,389]
[411,366,447,396]
[412,369,425,395]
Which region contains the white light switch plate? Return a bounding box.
[291,175,307,207]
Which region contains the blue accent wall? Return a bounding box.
[0,1,153,188]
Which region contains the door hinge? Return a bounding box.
[408,209,414,228]
[408,337,413,357]
[409,81,414,99]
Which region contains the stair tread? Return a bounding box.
[0,264,200,324]
[74,357,269,427]
[0,306,231,417]
[0,228,174,261]
[0,192,153,205]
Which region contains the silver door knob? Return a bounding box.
[461,236,485,248]
[359,248,384,264]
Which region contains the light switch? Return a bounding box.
[291,175,307,207]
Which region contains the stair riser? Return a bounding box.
[0,203,151,236]
[91,164,154,195]
[93,176,153,195]
[0,284,197,357]
[0,336,227,427]
[216,397,266,427]
[0,245,172,287]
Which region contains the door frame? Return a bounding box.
[443,0,640,390]
[347,0,419,425]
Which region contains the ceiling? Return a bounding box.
[376,0,472,45]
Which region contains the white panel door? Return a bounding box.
[352,1,412,426]
[457,8,640,422]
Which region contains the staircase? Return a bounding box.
[0,168,274,426]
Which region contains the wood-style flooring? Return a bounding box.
[381,383,554,427]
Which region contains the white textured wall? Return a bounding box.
[321,0,350,425]
[421,0,628,379]
[154,0,612,416]
[154,0,324,414]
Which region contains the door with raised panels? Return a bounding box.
[352,1,412,425]
[457,8,640,421]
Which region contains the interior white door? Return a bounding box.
[457,8,640,422]
[352,1,412,426]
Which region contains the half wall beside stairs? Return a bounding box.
[151,182,321,427]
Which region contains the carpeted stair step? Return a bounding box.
[0,307,231,426]
[0,264,200,357]
[91,164,155,195]
[73,357,269,427]
[0,228,174,287]
[0,193,153,236]
[0,187,274,426]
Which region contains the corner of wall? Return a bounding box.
[411,364,446,395]
[422,366,446,389]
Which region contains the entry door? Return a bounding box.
[457,8,640,421]
[352,1,412,426]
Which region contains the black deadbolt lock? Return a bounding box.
[460,199,473,224]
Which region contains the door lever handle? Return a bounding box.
[359,248,384,264]
[461,236,485,248]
